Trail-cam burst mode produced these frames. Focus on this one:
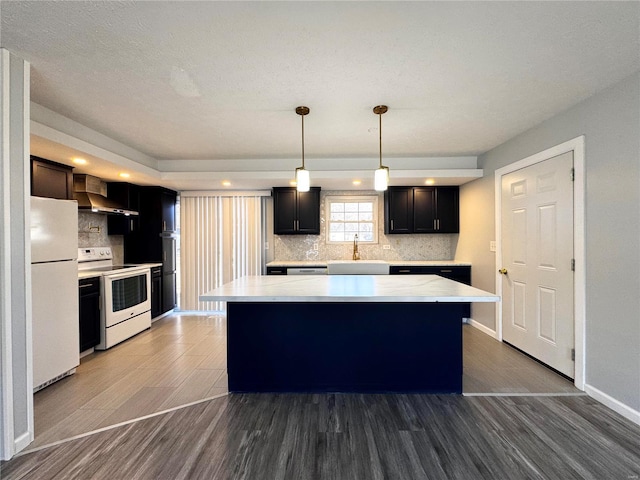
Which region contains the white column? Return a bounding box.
[0,47,33,460]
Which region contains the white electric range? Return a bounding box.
[78,247,151,349]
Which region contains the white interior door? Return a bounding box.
[500,151,574,377]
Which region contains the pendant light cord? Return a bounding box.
[378,110,382,169]
[301,112,305,170]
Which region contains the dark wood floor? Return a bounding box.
[3,393,639,479]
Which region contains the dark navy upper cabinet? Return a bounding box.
[273,187,321,235]
[385,186,459,234]
[107,182,140,235]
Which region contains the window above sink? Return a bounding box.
[326,195,378,244]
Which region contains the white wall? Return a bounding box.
[0,48,33,459]
[456,71,640,412]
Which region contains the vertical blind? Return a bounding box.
[181,195,264,311]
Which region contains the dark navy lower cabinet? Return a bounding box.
[390,265,471,318]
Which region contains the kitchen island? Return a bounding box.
[200,275,499,394]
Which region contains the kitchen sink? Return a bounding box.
[326,260,390,275]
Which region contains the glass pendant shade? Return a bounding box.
[296,167,310,192]
[374,166,389,192]
[295,106,311,192]
[373,105,389,192]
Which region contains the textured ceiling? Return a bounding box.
[1,1,639,189]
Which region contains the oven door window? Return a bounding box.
[111,274,148,312]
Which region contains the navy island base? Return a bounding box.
[226,301,464,394]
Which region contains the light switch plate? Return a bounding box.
[313,243,318,251]
[383,244,391,250]
[489,241,496,252]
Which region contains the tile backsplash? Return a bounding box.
[78,212,124,264]
[273,190,457,262]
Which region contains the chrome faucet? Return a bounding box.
[352,234,360,260]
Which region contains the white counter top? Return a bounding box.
[200,275,498,303]
[78,270,103,280]
[267,260,330,267]
[77,263,159,280]
[388,260,472,266]
[266,260,472,267]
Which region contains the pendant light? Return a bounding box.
[373,105,389,191]
[295,106,310,192]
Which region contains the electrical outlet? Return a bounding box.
[383,244,391,250]
[489,241,496,252]
[313,243,318,251]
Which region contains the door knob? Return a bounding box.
[498,268,508,275]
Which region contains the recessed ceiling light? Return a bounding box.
[222,180,231,187]
[425,179,435,185]
[72,158,87,165]
[352,180,362,186]
[119,172,130,178]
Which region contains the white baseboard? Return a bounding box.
[14,430,33,456]
[151,309,174,323]
[585,384,640,426]
[464,318,498,339]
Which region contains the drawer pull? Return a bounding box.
[440,269,452,273]
[398,269,411,273]
[79,283,94,288]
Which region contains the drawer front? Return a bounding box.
[390,266,471,285]
[266,267,288,275]
[79,276,101,295]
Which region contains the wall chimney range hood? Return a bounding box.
[73,174,138,216]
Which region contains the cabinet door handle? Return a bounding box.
[130,219,134,232]
[433,219,437,230]
[79,283,94,288]
[437,219,440,230]
[163,220,167,231]
[391,220,394,230]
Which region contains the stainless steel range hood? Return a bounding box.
[73,174,139,216]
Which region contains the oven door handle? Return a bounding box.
[104,268,150,280]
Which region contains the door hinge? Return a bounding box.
[571,348,575,361]
[571,259,575,271]
[570,168,575,181]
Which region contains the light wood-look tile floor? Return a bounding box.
[31,314,228,450]
[29,314,578,451]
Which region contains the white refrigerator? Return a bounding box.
[31,196,79,390]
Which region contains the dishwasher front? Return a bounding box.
[286,268,327,275]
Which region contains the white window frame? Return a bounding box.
[325,195,379,244]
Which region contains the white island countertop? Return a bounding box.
[200,274,499,303]
[266,260,472,267]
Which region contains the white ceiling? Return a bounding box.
[2,1,639,191]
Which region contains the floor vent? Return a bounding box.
[33,369,76,393]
